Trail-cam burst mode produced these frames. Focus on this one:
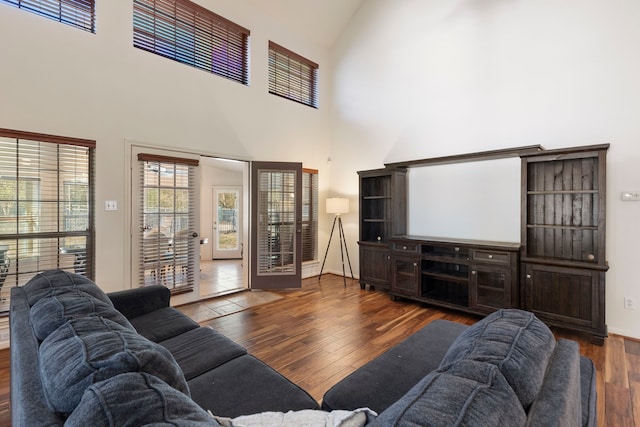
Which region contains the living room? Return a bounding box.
[1,0,639,425]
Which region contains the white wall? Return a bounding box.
[0,1,334,292]
[199,163,244,262]
[329,0,640,338]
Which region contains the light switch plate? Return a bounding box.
[621,191,640,201]
[105,200,118,211]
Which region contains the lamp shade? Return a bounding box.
[326,197,349,214]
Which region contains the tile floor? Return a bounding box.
[199,259,246,298]
[176,290,283,323]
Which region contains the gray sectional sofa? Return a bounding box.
[10,270,318,426]
[10,269,597,426]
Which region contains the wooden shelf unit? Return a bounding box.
[357,143,609,344]
[357,168,406,290]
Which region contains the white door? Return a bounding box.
[212,186,242,259]
[131,146,201,305]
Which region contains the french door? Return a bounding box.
[212,186,242,259]
[250,162,302,289]
[131,147,200,305]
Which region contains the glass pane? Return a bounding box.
[216,191,238,251]
[140,160,196,291]
[257,170,296,275]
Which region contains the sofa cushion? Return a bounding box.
[22,269,111,307]
[65,372,220,427]
[321,319,468,413]
[439,309,556,408]
[369,359,526,427]
[39,315,189,414]
[188,354,319,418]
[30,290,134,341]
[160,326,247,380]
[129,306,199,342]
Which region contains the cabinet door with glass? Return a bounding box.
[391,255,420,297]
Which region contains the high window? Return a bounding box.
[302,169,318,262]
[133,0,251,85]
[268,41,319,108]
[0,129,95,310]
[0,0,96,33]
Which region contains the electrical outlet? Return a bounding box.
[624,297,636,310]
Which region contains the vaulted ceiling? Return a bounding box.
[244,0,365,47]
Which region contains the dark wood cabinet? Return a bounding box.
[523,263,604,334]
[521,145,609,344]
[389,236,519,316]
[357,168,406,290]
[357,144,608,344]
[358,243,391,289]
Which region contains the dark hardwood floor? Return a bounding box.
[0,273,638,426]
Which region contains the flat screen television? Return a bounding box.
[406,157,521,243]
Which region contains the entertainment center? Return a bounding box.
[358,144,610,344]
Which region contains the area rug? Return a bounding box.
[177,290,283,324]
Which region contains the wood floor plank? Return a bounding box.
[0,274,638,426]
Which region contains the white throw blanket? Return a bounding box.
[211,408,377,427]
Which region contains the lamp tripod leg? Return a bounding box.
[318,215,338,281]
[338,217,347,287]
[338,217,355,286]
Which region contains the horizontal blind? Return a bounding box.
[1,0,96,33]
[269,41,319,108]
[133,0,250,84]
[0,129,95,310]
[302,169,318,262]
[139,156,196,293]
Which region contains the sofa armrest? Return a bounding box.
[526,339,583,426]
[108,285,170,320]
[10,287,65,426]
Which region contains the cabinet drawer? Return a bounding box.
[472,250,511,265]
[391,241,420,253]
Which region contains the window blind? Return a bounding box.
[1,0,96,33]
[302,168,318,262]
[138,153,197,293]
[269,41,319,108]
[0,128,95,311]
[133,0,250,85]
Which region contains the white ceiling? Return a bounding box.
[245,0,365,47]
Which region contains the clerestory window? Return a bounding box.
[133,0,251,85]
[268,41,319,108]
[0,0,96,33]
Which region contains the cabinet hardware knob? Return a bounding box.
[471,271,476,275]
[488,254,493,259]
[454,247,460,252]
[403,246,407,250]
[587,254,595,261]
[413,262,417,266]
[526,274,532,279]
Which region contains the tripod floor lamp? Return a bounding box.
[319,197,354,286]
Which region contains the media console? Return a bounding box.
[388,236,520,316]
